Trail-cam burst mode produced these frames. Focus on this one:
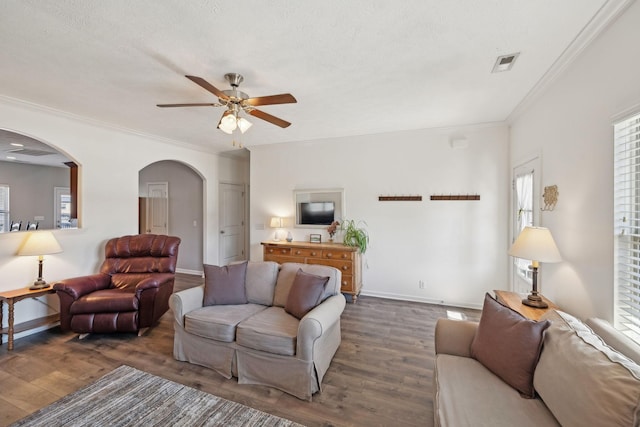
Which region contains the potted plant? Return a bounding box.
[340,219,369,254]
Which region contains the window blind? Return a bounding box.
[614,111,640,342]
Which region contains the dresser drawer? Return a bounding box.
[290,248,323,258]
[322,250,353,261]
[308,258,353,273]
[264,246,292,257]
[340,275,354,292]
[264,254,302,264]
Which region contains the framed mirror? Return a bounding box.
[293,188,344,228]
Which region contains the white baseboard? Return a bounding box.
[176,268,203,276]
[360,290,483,310]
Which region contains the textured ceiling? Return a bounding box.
[0,0,622,155]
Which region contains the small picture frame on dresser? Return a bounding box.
[309,234,322,243]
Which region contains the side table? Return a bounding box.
[0,286,59,351]
[494,290,559,321]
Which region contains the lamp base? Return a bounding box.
[29,279,50,291]
[522,294,548,309]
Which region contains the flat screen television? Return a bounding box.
[299,202,335,225]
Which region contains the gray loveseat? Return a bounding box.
[169,261,346,400]
[434,309,640,426]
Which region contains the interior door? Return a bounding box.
[219,183,246,265]
[146,182,168,235]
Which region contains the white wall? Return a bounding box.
[250,125,509,308]
[0,96,238,338]
[509,1,640,321]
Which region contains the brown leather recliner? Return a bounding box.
[53,234,181,336]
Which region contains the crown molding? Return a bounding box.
[508,0,635,123]
[0,94,224,155]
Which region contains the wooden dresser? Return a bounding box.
[261,241,362,302]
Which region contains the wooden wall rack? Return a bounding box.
[378,196,422,201]
[430,195,480,201]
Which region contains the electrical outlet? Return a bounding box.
[418,280,425,289]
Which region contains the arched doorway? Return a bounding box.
[139,160,204,275]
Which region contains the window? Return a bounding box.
[0,185,8,233]
[514,170,534,283]
[614,111,640,343]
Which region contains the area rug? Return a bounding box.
[11,365,304,427]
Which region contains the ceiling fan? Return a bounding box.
[157,73,297,134]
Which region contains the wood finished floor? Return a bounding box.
[0,274,480,427]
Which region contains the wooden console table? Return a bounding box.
[494,290,559,321]
[262,241,362,302]
[0,286,59,351]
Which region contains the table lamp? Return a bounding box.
[508,226,562,308]
[270,217,283,241]
[17,231,63,290]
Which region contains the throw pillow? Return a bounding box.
[285,269,330,319]
[203,261,248,306]
[470,293,550,398]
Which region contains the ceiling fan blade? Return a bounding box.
[185,75,230,101]
[244,93,297,106]
[156,103,220,108]
[248,109,291,128]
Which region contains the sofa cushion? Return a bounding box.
[534,310,640,427]
[585,317,640,365]
[203,262,248,306]
[285,269,329,319]
[245,261,279,306]
[184,303,266,342]
[236,306,298,356]
[273,263,340,307]
[434,354,560,427]
[470,293,550,398]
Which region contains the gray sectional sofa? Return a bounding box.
[434,308,640,427]
[169,261,346,400]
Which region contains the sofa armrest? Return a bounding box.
[169,285,204,327]
[435,318,478,357]
[297,293,346,361]
[52,273,112,300]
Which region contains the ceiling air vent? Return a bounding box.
[492,53,520,73]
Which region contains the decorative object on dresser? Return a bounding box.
[508,226,562,308]
[269,217,284,241]
[340,219,369,254]
[262,240,363,302]
[17,230,63,290]
[309,233,321,243]
[326,220,340,242]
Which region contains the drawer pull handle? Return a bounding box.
[342,254,347,259]
[281,249,287,254]
[268,249,274,253]
[295,250,301,255]
[342,281,348,285]
[311,252,317,256]
[326,253,332,258]
[342,266,349,271]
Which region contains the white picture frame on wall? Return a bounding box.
[293,188,344,228]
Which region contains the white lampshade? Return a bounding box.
[508,226,561,263]
[270,217,283,228]
[17,231,63,256]
[237,117,252,134]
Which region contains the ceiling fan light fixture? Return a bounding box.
[237,117,252,134]
[219,113,237,133]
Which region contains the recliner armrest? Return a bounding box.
[297,293,346,360]
[435,318,478,358]
[52,273,112,300]
[135,273,175,295]
[169,285,205,327]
